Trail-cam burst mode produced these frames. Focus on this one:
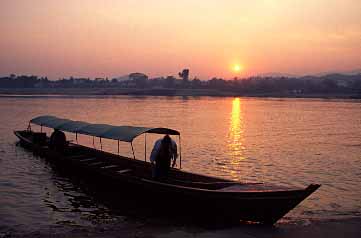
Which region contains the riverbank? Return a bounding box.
[0,88,360,99]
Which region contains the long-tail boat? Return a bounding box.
[14,115,320,224]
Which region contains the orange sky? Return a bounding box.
[1,0,360,79]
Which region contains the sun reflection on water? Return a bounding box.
[225,98,246,179]
[228,98,245,156]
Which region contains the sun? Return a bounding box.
[232,64,243,73]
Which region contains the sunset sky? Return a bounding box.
[1,0,360,80]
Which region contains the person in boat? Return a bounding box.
[49,129,67,152]
[150,134,177,180]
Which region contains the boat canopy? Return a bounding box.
[30,115,180,142]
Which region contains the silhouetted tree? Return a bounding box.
[208,77,227,89]
[191,77,202,88]
[164,76,176,88]
[178,69,189,85]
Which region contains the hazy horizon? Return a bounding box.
[1,0,361,80]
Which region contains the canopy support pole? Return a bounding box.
[100,137,102,151]
[40,125,43,132]
[92,136,95,148]
[27,122,31,131]
[179,135,182,169]
[117,140,120,155]
[144,133,147,162]
[75,133,78,144]
[131,142,136,160]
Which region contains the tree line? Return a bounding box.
[1,72,360,95]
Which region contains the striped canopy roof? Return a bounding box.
[30,115,180,142]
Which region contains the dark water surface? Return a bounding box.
[0,96,360,236]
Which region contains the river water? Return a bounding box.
[0,96,360,236]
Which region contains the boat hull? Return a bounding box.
[14,130,320,224]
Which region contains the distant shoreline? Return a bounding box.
[0,88,360,99]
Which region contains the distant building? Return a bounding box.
[129,73,148,81]
[129,72,148,88]
[113,75,131,82]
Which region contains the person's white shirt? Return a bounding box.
[150,137,177,165]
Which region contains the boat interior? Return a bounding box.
[17,130,304,193]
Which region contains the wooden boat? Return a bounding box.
[14,115,320,224]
